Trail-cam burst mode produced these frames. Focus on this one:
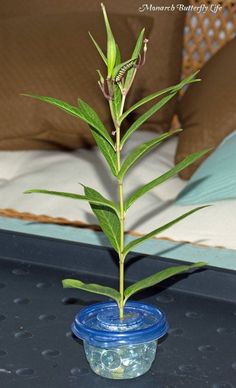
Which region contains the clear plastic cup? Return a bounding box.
[72,301,168,379]
[83,339,157,379]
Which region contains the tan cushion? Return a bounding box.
[0,1,187,150]
[176,37,236,180]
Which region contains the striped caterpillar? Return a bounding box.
[114,59,137,83]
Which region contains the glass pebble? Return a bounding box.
[144,342,157,362]
[101,350,121,369]
[121,347,137,367]
[84,340,157,379]
[90,351,101,369]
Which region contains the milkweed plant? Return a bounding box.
[24,3,209,319]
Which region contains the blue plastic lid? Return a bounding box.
[72,301,168,348]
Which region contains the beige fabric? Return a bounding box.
[176,37,236,180]
[1,132,236,250]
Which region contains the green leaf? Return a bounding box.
[63,278,121,304]
[115,43,121,66]
[118,129,182,180]
[91,128,118,176]
[112,83,122,119]
[176,71,200,90]
[120,89,176,125]
[21,94,114,148]
[21,93,84,118]
[120,92,178,147]
[76,99,117,175]
[82,184,119,216]
[124,28,145,90]
[123,206,209,256]
[101,3,116,77]
[89,32,107,65]
[24,188,119,215]
[125,149,211,211]
[77,98,114,147]
[131,28,145,59]
[120,71,200,124]
[84,186,121,253]
[124,262,207,303]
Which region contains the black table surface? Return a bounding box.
[0,229,236,388]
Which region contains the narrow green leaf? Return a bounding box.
[118,129,182,180]
[123,206,209,256]
[112,84,122,119]
[76,99,117,175]
[125,149,211,211]
[82,184,119,216]
[89,32,107,65]
[120,92,178,147]
[21,93,84,118]
[176,71,200,90]
[101,3,116,77]
[115,43,121,66]
[124,262,207,303]
[120,89,176,125]
[84,186,121,253]
[124,28,145,89]
[21,94,114,148]
[77,98,114,147]
[24,188,119,215]
[91,128,118,176]
[131,28,145,59]
[63,279,121,304]
[120,71,200,124]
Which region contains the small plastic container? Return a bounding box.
[72,301,168,379]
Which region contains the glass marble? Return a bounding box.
[83,340,157,379]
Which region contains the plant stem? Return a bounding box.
[116,120,125,319]
[118,93,127,319]
[109,93,126,320]
[119,93,126,120]
[119,256,124,318]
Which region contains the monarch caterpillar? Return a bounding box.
[114,59,137,83]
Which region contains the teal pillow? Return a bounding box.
[177,131,236,205]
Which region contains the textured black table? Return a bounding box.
[0,229,236,388]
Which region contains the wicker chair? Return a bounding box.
[183,0,236,76]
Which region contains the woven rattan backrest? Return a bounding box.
[183,0,236,76]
